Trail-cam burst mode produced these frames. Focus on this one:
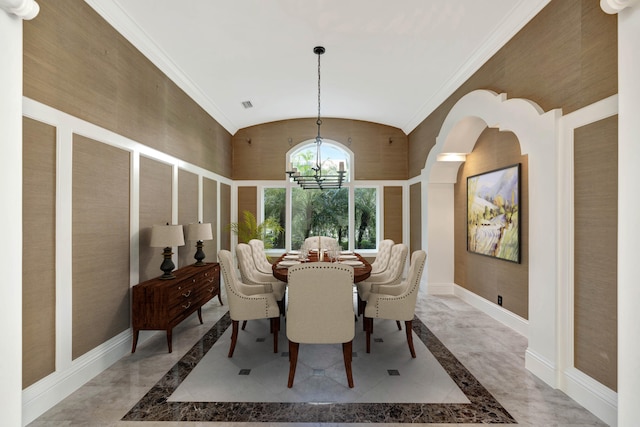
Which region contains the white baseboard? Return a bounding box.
[22,328,138,426]
[525,347,557,387]
[452,284,528,337]
[564,368,617,427]
[426,282,454,295]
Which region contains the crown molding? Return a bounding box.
[401,0,552,134]
[600,0,639,14]
[0,0,39,19]
[84,0,237,134]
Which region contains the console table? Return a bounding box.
[131,262,221,353]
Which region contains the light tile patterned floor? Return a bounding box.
[28,289,608,426]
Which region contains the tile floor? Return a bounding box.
[28,288,608,426]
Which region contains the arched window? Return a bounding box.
[289,140,350,184]
[261,140,378,252]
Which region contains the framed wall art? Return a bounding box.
[467,164,520,263]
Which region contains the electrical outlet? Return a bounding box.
[498,295,503,306]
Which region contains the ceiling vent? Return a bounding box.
[241,100,253,109]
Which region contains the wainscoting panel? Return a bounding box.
[71,134,131,360]
[22,117,57,388]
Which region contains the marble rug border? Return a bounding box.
[122,313,516,423]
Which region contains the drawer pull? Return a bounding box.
[182,301,191,309]
[182,290,192,297]
[208,287,215,293]
[208,278,214,283]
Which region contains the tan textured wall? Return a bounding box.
[177,169,199,268]
[383,187,403,243]
[72,135,131,359]
[236,187,258,244]
[23,0,233,368]
[453,129,529,319]
[139,156,173,282]
[22,118,57,388]
[574,116,618,391]
[220,184,232,251]
[408,0,617,178]
[23,0,232,178]
[233,118,407,181]
[203,178,219,263]
[409,183,422,253]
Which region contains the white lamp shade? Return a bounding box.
[186,222,213,241]
[149,224,185,247]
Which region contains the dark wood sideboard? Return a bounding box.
[131,262,222,353]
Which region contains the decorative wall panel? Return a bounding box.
[22,118,56,388]
[574,116,618,391]
[409,183,421,253]
[384,186,403,243]
[178,169,198,268]
[203,177,218,264]
[219,184,231,251]
[139,156,173,283]
[72,134,130,359]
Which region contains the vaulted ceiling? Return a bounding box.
[86,0,551,135]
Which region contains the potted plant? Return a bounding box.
[228,210,284,249]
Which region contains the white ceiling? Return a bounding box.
[85,0,550,135]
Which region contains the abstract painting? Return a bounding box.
[467,164,520,263]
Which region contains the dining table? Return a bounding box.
[271,250,372,283]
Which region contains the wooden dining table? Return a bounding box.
[271,251,372,283]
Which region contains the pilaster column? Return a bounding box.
[0,1,38,425]
[600,2,640,426]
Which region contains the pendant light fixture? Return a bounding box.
[286,46,346,190]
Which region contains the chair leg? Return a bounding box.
[342,341,354,388]
[228,320,239,357]
[271,317,280,353]
[278,299,285,317]
[241,320,247,330]
[396,320,402,330]
[364,316,373,353]
[405,320,416,358]
[287,341,299,388]
[357,295,366,317]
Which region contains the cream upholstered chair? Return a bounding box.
[248,239,274,275]
[363,250,426,358]
[236,243,286,315]
[369,239,394,275]
[217,250,280,357]
[286,262,355,388]
[303,236,338,250]
[356,243,408,316]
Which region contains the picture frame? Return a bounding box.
[467,164,520,263]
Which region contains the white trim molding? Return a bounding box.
[600,0,639,14]
[0,0,39,19]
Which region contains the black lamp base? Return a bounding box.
[159,247,176,279]
[194,240,206,266]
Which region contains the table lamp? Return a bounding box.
[186,222,213,266]
[150,223,185,279]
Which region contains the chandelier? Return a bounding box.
[286,46,346,190]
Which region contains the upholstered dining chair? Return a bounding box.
[363,250,427,358]
[236,243,286,315]
[356,243,408,316]
[303,236,338,250]
[217,250,280,357]
[369,239,394,275]
[286,262,356,388]
[248,239,273,275]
